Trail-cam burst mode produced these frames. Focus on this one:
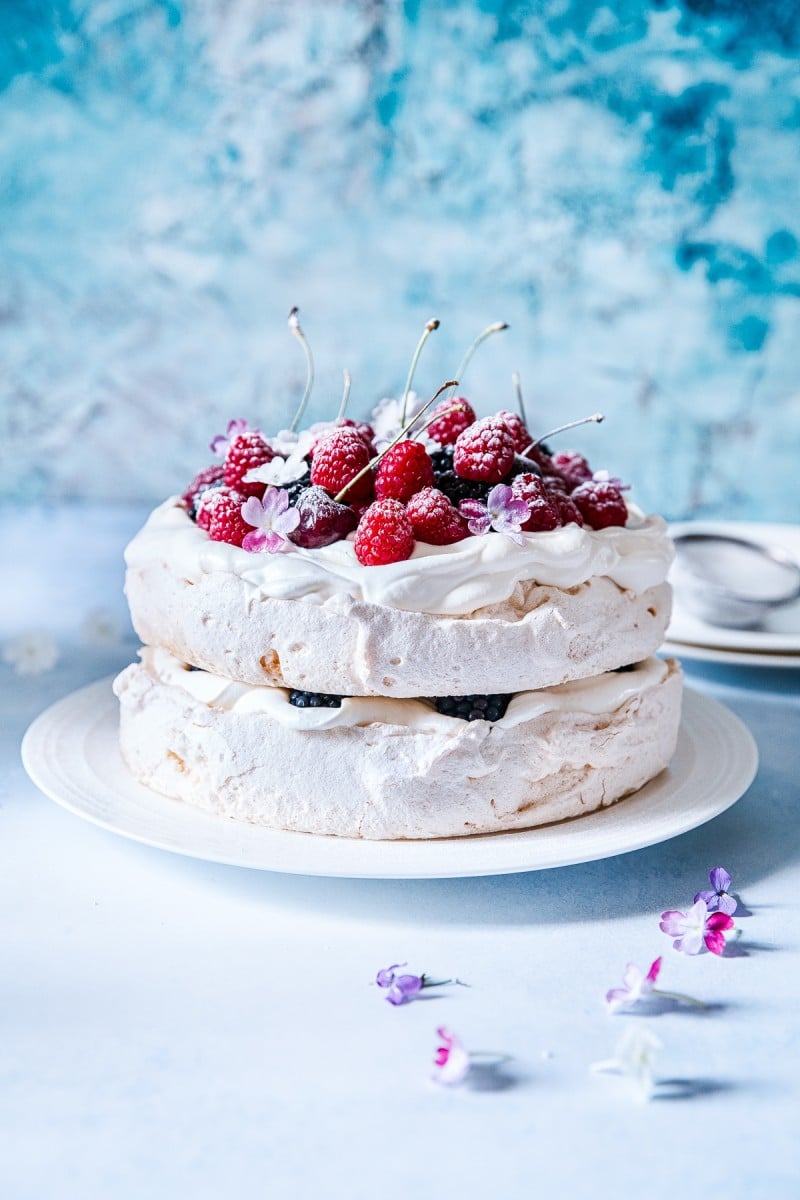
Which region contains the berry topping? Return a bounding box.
[311,428,374,502]
[223,431,274,498]
[197,487,250,546]
[374,440,435,503]
[426,397,476,446]
[496,409,533,455]
[354,499,415,566]
[289,486,358,548]
[550,451,593,492]
[544,483,585,527]
[283,463,312,506]
[181,464,225,521]
[505,453,544,481]
[509,474,562,532]
[571,480,628,530]
[434,693,512,722]
[289,690,343,708]
[453,416,516,483]
[406,487,470,545]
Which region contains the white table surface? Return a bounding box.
[2,504,799,1200]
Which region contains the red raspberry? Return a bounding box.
[406,487,470,545]
[544,482,585,527]
[223,431,273,498]
[453,417,515,483]
[374,440,435,503]
[181,463,224,507]
[426,397,476,446]
[510,474,562,532]
[571,480,628,530]
[311,428,374,502]
[354,499,415,565]
[496,410,533,455]
[550,451,593,492]
[197,487,250,546]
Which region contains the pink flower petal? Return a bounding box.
[704,930,727,956]
[706,912,735,932]
[646,957,662,985]
[242,530,268,553]
[659,910,685,936]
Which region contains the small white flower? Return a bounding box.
[267,427,317,458]
[591,1026,663,1102]
[2,630,60,676]
[245,452,308,488]
[371,394,436,451]
[81,607,123,647]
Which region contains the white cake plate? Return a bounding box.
[21,679,758,879]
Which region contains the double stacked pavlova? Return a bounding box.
[115,316,681,839]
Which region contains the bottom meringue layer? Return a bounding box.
[113,651,683,840]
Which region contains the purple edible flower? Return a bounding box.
[241,488,300,554]
[210,417,250,457]
[459,484,530,544]
[659,898,734,956]
[694,866,737,916]
[432,1026,470,1086]
[375,963,459,1006]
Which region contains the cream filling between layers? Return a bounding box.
[142,646,669,733]
[127,499,674,618]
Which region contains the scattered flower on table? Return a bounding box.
[695,866,738,916]
[81,607,124,647]
[591,1026,663,1102]
[241,488,300,553]
[210,417,250,457]
[605,957,706,1013]
[660,898,734,956]
[432,1026,471,1086]
[2,630,59,676]
[375,964,461,1006]
[459,485,530,544]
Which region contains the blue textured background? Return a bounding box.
[2,0,799,519]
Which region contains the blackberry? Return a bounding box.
[435,471,493,508]
[430,446,455,474]
[289,689,343,708]
[505,453,543,482]
[434,693,512,722]
[284,464,312,506]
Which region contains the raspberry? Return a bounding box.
[453,417,515,483]
[406,487,469,545]
[510,474,562,532]
[354,499,415,566]
[289,485,358,548]
[374,440,435,503]
[311,429,374,502]
[223,431,274,498]
[571,480,628,530]
[496,410,533,455]
[181,464,225,520]
[545,484,585,527]
[197,487,250,546]
[426,397,476,446]
[550,450,593,492]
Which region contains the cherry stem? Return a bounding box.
[521,412,604,456]
[336,369,352,423]
[443,321,509,406]
[401,318,440,426]
[334,379,457,503]
[512,371,527,425]
[288,307,315,433]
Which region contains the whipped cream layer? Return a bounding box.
[127,499,673,618]
[115,651,683,839]
[143,646,669,732]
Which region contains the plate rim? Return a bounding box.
[667,519,800,655]
[21,677,759,879]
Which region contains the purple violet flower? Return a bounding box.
[459,484,530,544]
[659,898,734,956]
[375,964,460,1006]
[210,418,250,457]
[694,866,737,916]
[241,488,300,554]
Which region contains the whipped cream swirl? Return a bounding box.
[126,499,674,618]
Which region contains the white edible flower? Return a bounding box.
[2,630,60,676]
